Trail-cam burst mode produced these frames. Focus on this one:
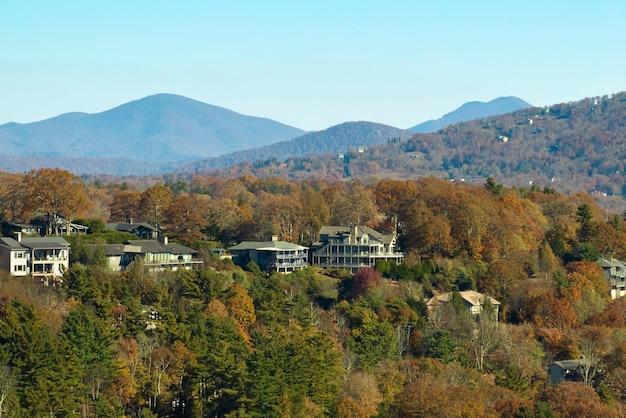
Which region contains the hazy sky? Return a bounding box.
[2,1,625,131]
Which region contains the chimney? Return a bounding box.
[159,235,168,245]
[271,235,278,242]
[353,225,358,244]
[14,232,21,242]
[128,218,133,224]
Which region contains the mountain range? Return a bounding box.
[210,92,626,206]
[0,94,530,175]
[408,96,533,133]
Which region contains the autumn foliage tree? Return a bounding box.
[162,194,209,243]
[22,168,91,234]
[108,189,141,223]
[348,267,382,299]
[139,183,173,229]
[544,381,621,417]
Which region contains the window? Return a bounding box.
[14,265,25,272]
[14,252,24,258]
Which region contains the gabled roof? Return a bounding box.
[0,237,26,250]
[126,240,197,255]
[106,222,158,232]
[427,290,500,307]
[318,225,395,244]
[551,359,588,370]
[597,257,626,270]
[229,241,307,252]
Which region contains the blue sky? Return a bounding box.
[2,1,626,131]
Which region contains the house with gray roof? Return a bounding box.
[548,358,589,385]
[106,221,159,239]
[311,225,404,272]
[596,257,626,299]
[229,237,308,273]
[89,237,203,272]
[0,235,70,283]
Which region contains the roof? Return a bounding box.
[2,222,41,230]
[597,257,626,269]
[318,225,395,244]
[229,240,308,252]
[92,244,125,257]
[86,240,197,257]
[0,236,71,250]
[0,237,26,250]
[551,358,588,370]
[20,237,70,249]
[106,222,158,232]
[427,290,500,307]
[126,240,197,255]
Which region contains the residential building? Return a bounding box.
[106,221,159,239]
[311,225,404,272]
[89,236,203,272]
[0,222,42,237]
[426,290,501,318]
[596,257,626,299]
[229,238,308,273]
[32,214,89,235]
[548,358,589,385]
[0,234,70,283]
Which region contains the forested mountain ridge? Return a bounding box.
[0,93,306,163]
[408,96,532,133]
[179,121,413,172]
[206,92,626,200]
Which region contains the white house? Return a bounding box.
[0,234,70,283]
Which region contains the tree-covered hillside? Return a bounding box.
[202,92,626,204]
[1,171,626,416]
[181,122,412,172]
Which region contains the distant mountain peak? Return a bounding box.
[409,96,532,133]
[0,94,306,164]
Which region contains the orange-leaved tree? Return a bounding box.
[22,168,91,235]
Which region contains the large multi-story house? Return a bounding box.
[311,225,404,272]
[0,233,70,284]
[91,236,203,272]
[229,238,308,273]
[596,257,626,299]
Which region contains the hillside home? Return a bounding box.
[311,225,404,273]
[106,221,159,239]
[426,290,501,319]
[229,238,308,273]
[596,257,626,299]
[0,234,70,283]
[0,222,42,237]
[548,358,589,385]
[32,214,89,235]
[89,236,203,272]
